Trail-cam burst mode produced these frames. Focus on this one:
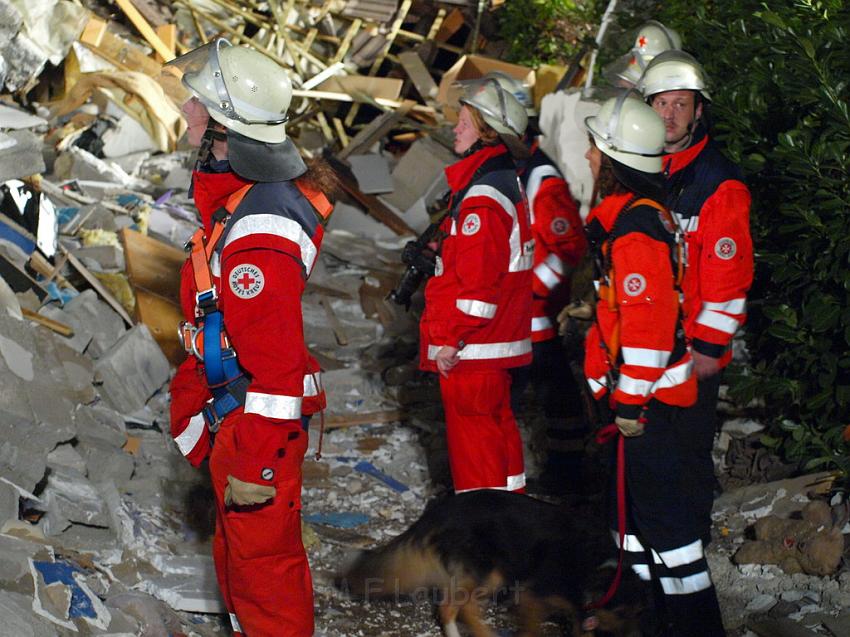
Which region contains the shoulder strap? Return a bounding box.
[189,183,255,314]
[294,178,333,222]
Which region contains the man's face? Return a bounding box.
[453,105,480,155]
[182,96,210,147]
[650,90,702,150]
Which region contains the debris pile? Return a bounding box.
[1,1,850,636]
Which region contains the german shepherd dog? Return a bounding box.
[336,490,642,637]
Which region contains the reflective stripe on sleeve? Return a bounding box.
[174,412,205,456]
[507,472,526,491]
[631,564,652,581]
[621,346,671,369]
[224,213,317,273]
[533,262,560,290]
[703,298,746,314]
[525,164,560,223]
[696,308,740,334]
[616,373,653,398]
[587,375,607,395]
[532,316,553,332]
[659,571,713,595]
[244,391,302,420]
[303,372,322,397]
[427,338,531,361]
[653,358,693,390]
[230,613,243,633]
[544,252,564,275]
[456,298,497,319]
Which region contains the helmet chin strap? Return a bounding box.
[196,121,228,170]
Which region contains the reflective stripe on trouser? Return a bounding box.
[210,417,314,637]
[609,397,724,637]
[440,369,525,493]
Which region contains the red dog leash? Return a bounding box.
[584,423,626,611]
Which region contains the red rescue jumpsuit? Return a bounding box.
[585,192,724,637]
[169,167,326,637]
[419,143,533,493]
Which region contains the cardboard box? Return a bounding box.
[437,54,535,122]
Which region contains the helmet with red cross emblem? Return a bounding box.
[604,21,683,87]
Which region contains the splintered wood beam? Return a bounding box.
[114,0,175,61]
[21,308,74,338]
[331,18,362,64]
[345,0,412,128]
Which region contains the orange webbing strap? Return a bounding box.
[630,197,685,287]
[189,184,254,308]
[295,178,333,221]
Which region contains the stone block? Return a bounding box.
[63,289,126,358]
[80,441,134,484]
[41,465,111,536]
[71,244,125,271]
[140,553,224,613]
[0,590,60,637]
[74,404,127,449]
[38,303,92,354]
[0,480,17,529]
[0,130,45,182]
[94,324,170,414]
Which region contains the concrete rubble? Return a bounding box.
[1,2,849,636]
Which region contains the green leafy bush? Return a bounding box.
[649,1,850,477]
[496,0,601,66]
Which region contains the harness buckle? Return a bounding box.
[195,288,219,315]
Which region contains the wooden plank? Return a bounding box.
[435,8,466,42]
[79,17,162,76]
[325,409,406,429]
[332,117,350,147]
[337,101,413,159]
[114,0,175,62]
[134,289,186,366]
[21,308,74,337]
[63,249,134,326]
[119,228,183,300]
[398,49,438,103]
[154,24,176,64]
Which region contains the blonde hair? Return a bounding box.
[467,107,501,145]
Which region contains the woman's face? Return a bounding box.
[182,96,210,147]
[585,140,602,182]
[453,105,481,155]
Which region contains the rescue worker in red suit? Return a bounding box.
[583,92,724,636]
[419,80,534,493]
[166,39,332,637]
[639,51,753,547]
[483,73,589,491]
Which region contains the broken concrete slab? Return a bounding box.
[0,589,60,637]
[94,324,170,414]
[348,153,394,195]
[53,146,149,192]
[63,289,125,358]
[46,442,87,475]
[0,480,17,530]
[380,136,455,225]
[101,114,158,158]
[141,553,225,613]
[71,244,125,271]
[74,404,127,449]
[40,464,112,536]
[37,302,93,353]
[80,441,134,485]
[326,201,397,241]
[0,129,45,182]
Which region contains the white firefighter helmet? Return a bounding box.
[637,49,711,101]
[481,71,536,116]
[603,21,682,87]
[459,78,528,138]
[584,91,665,173]
[167,38,293,144]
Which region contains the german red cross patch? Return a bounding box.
[550,217,569,235]
[714,237,737,260]
[461,213,481,236]
[623,273,647,297]
[229,264,265,299]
